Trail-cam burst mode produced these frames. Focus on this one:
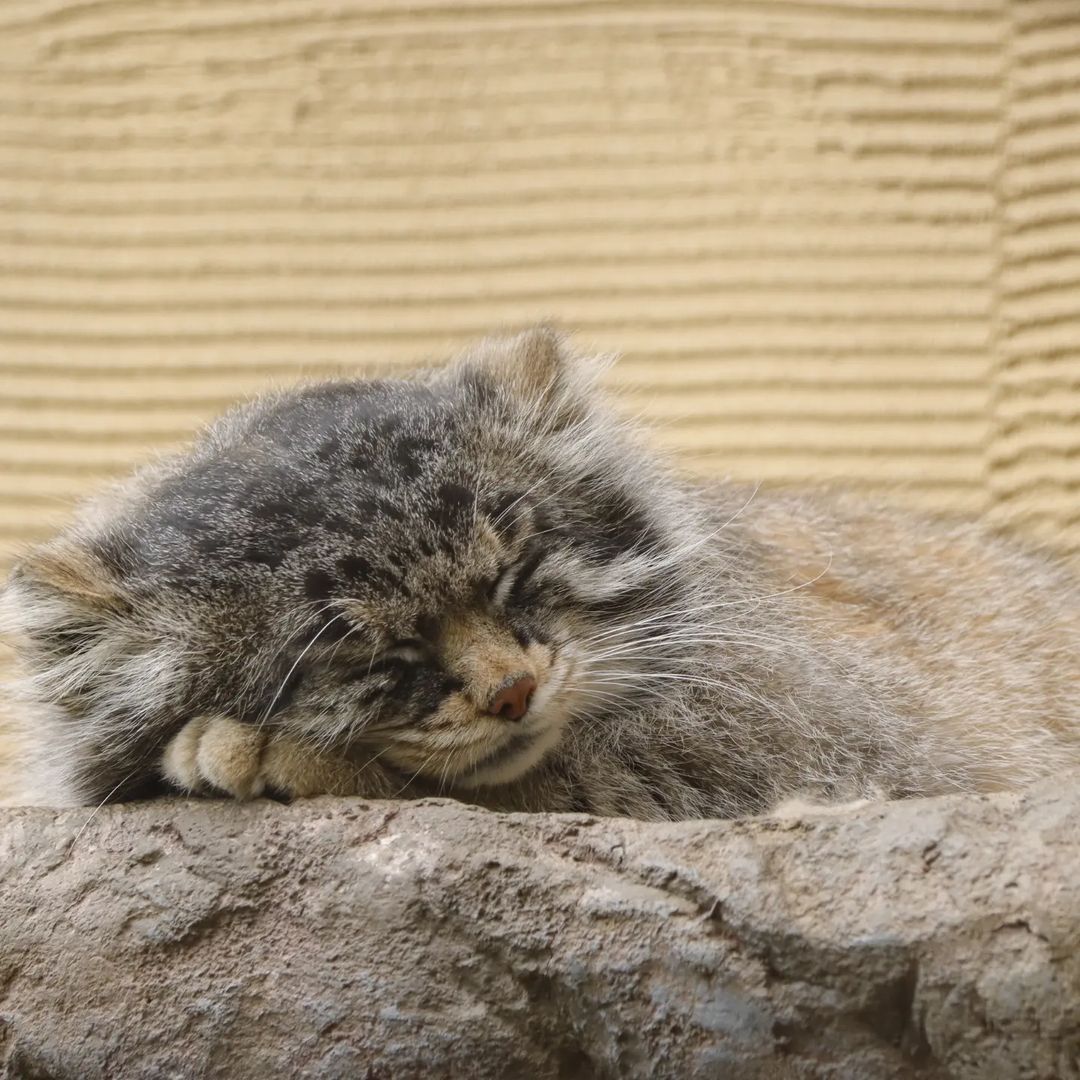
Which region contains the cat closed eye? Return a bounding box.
[488,566,518,605]
[490,550,549,608]
[379,640,430,664]
[339,642,430,682]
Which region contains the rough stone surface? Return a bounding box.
[1,778,1077,1080]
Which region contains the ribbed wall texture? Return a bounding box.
[0,0,1078,567]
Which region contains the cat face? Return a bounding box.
[4,327,694,800]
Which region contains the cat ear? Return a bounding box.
[451,324,608,424]
[473,324,574,401]
[2,538,130,651]
[13,540,124,609]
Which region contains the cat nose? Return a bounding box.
[486,674,537,721]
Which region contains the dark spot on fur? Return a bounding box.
[309,609,354,644]
[317,510,362,535]
[375,498,405,522]
[195,533,229,556]
[289,500,331,528]
[159,506,210,534]
[252,500,294,522]
[441,482,474,508]
[364,466,395,489]
[377,413,404,438]
[355,497,404,524]
[577,476,661,559]
[393,435,435,481]
[304,569,337,602]
[349,440,398,486]
[339,554,373,582]
[433,483,474,530]
[314,435,340,463]
[337,553,405,594]
[487,491,526,536]
[244,544,286,570]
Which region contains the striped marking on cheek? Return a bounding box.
[418,690,475,731]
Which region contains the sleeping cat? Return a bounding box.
[1,325,1078,817]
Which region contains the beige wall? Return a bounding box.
[1,0,1079,568]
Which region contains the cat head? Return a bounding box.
[3,326,701,802]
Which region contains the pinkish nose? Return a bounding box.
[486,674,537,722]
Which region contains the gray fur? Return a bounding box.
[2,326,1078,817]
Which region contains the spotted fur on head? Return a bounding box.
[2,325,1079,814]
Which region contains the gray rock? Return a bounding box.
[1,777,1077,1079]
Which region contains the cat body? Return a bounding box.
[2,327,1078,818]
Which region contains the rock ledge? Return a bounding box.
[1,780,1078,1079]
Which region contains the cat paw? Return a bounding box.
[161,715,373,799]
[161,714,267,798]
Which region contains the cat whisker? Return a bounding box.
[256,610,353,733]
[340,742,395,793]
[71,767,139,847]
[393,749,440,798]
[574,565,839,649]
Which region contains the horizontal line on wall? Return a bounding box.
[0,257,996,288]
[0,153,1000,185]
[0,0,1005,35]
[0,288,992,319]
[0,184,999,217]
[0,315,994,344]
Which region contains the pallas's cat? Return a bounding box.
[2,327,1078,817]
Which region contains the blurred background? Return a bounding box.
[1,0,1078,572]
